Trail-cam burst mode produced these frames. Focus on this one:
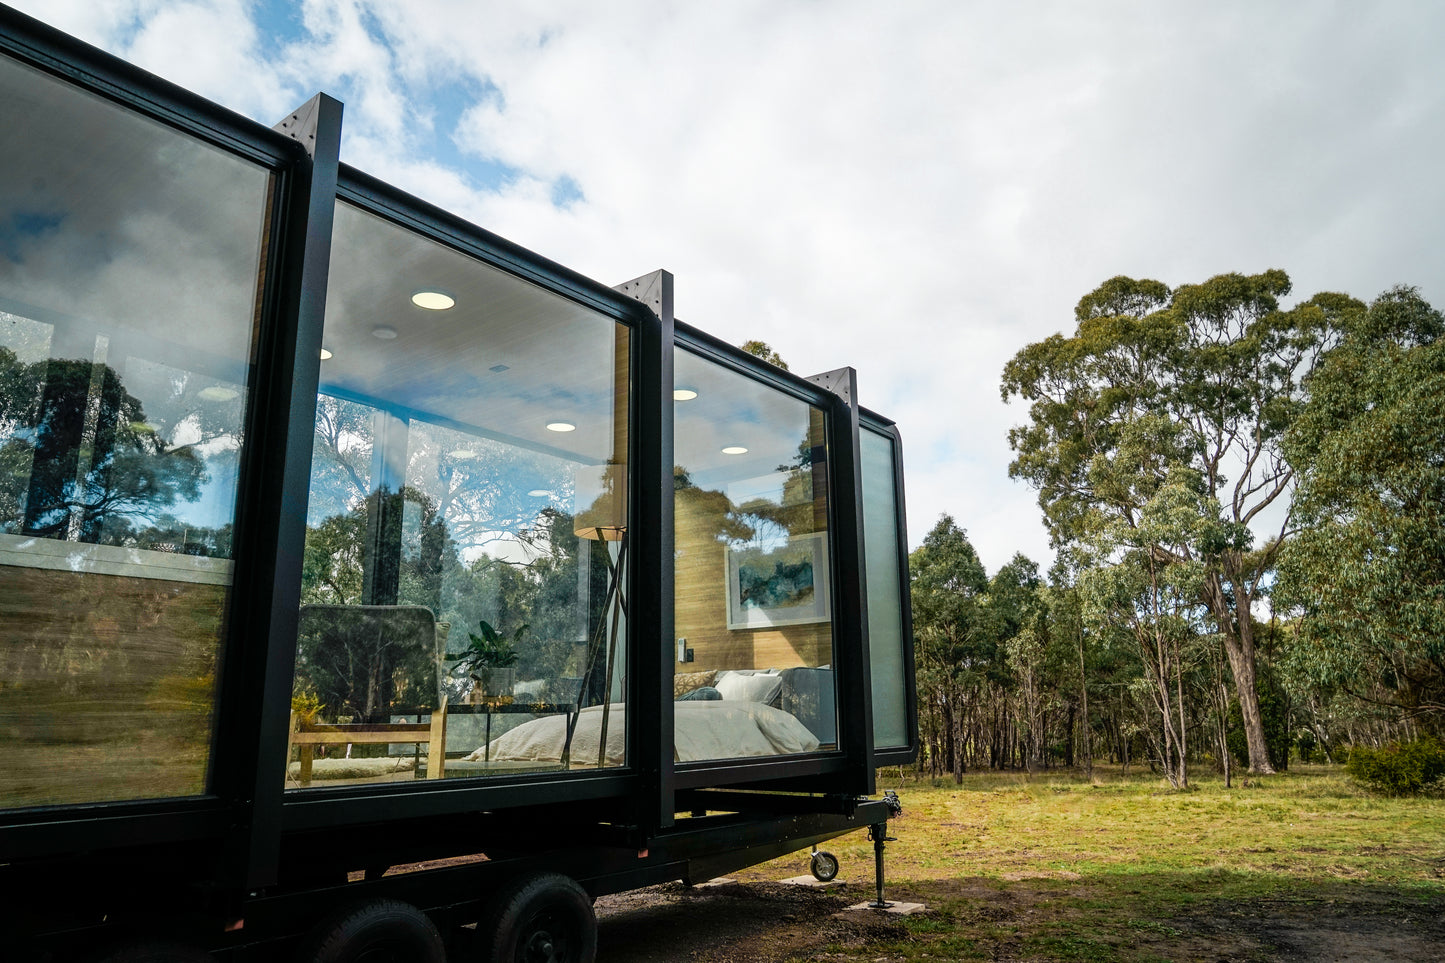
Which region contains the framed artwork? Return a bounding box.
[725,531,831,629]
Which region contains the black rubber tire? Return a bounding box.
[91,941,217,963]
[478,872,596,963]
[810,849,840,882]
[293,897,446,963]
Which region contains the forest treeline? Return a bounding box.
[910,272,1444,787]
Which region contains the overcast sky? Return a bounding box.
[15,0,1445,574]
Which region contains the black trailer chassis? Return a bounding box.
[6,792,903,962]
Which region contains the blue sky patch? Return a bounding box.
[251,0,310,47]
[1,209,65,263]
[551,175,584,209]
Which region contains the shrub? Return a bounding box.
[1345,738,1445,796]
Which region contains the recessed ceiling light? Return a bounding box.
[372,325,398,340]
[319,347,333,360]
[546,422,577,433]
[673,388,698,401]
[721,446,748,455]
[527,489,553,498]
[412,291,455,310]
[198,385,239,402]
[449,448,478,460]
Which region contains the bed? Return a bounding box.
[462,698,820,767]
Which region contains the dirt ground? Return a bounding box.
[593,877,1445,962]
[595,880,906,963]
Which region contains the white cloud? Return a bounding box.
[7,0,1445,575]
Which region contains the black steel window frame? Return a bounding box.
[272,166,668,834]
[0,2,913,883]
[668,324,873,796]
[859,409,920,766]
[0,5,311,863]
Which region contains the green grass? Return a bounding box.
[739,765,1445,961]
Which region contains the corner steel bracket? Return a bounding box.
[806,366,857,408]
[274,93,342,158]
[615,269,674,321]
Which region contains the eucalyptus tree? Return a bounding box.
[991,554,1053,772]
[1078,468,1225,788]
[909,515,995,780]
[1002,271,1348,773]
[1045,560,1093,775]
[1276,286,1445,735]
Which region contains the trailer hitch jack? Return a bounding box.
[867,821,898,909]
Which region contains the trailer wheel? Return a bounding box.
[810,849,840,882]
[478,872,596,963]
[294,897,445,963]
[91,940,216,963]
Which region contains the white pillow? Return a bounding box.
[714,669,783,705]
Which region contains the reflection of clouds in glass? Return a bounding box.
[405,417,578,556]
[0,56,268,363]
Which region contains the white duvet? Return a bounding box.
[462,700,820,766]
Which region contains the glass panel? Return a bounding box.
[289,201,630,788]
[861,427,908,749]
[672,349,835,761]
[0,57,272,808]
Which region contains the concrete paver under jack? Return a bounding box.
[843,900,927,915]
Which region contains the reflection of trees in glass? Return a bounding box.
[675,431,818,552]
[293,604,438,722]
[302,394,610,711]
[407,426,574,559]
[298,486,592,715]
[307,395,374,523]
[308,395,572,557]
[0,348,206,545]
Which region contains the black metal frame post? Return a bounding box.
[615,270,676,837]
[227,92,345,894]
[808,367,876,796]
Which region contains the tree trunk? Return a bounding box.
[1205,569,1275,774]
[1174,640,1188,790]
[953,704,966,784]
[1078,632,1092,778]
[941,695,956,780]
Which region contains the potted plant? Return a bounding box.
[445,619,523,704]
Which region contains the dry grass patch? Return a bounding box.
[724,766,1445,962]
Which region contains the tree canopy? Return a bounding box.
[1275,286,1445,733]
[1001,270,1360,772]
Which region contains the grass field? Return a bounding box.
[731,766,1445,961]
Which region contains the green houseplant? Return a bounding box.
[445,619,523,703]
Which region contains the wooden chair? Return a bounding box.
[288,698,448,786]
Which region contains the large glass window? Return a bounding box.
[861,426,909,750]
[288,201,630,789]
[671,349,835,761]
[0,57,272,808]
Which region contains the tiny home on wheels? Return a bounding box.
[0,7,917,961]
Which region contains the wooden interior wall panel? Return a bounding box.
[0,563,227,807]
